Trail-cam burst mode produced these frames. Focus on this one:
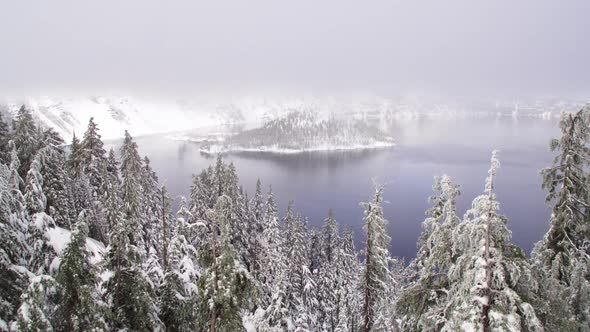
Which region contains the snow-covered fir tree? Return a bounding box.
[442,151,542,332]
[67,132,83,179]
[79,117,107,195]
[54,212,107,331]
[119,130,148,256]
[159,198,199,331]
[260,186,286,307]
[0,154,29,328]
[248,178,265,284]
[37,141,72,228]
[197,195,254,332]
[317,209,342,331]
[361,184,392,332]
[0,111,10,164]
[11,105,40,180]
[532,106,590,331]
[397,174,461,331]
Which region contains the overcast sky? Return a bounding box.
[0,1,588,98]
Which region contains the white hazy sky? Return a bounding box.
[0,0,588,98]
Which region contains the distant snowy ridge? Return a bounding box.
[197,111,395,154]
[1,95,583,143]
[0,96,247,142]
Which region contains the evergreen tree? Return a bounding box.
[105,148,120,185]
[248,178,265,282]
[104,137,162,330]
[442,151,542,331]
[38,143,72,228]
[338,225,363,331]
[160,201,199,331]
[54,212,107,331]
[0,158,29,327]
[24,156,46,216]
[0,111,10,164]
[4,147,29,264]
[361,184,391,332]
[12,105,40,180]
[198,195,254,332]
[141,156,164,260]
[260,186,286,306]
[318,208,341,331]
[16,275,59,331]
[532,106,590,330]
[104,196,163,330]
[79,117,106,195]
[397,175,461,331]
[120,130,147,255]
[67,132,83,179]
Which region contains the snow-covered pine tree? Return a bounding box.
[141,157,165,263]
[442,151,542,332]
[0,157,30,328]
[5,147,29,264]
[0,111,11,164]
[361,183,391,332]
[38,133,72,228]
[337,225,363,331]
[54,212,107,331]
[24,155,46,217]
[11,105,40,180]
[25,154,60,276]
[189,167,217,261]
[372,256,403,332]
[103,185,163,331]
[397,175,461,331]
[159,199,199,331]
[293,215,319,330]
[248,178,265,283]
[317,208,341,332]
[105,148,120,185]
[15,275,59,331]
[76,118,109,242]
[67,132,83,179]
[282,201,296,262]
[260,186,286,306]
[120,130,147,256]
[79,117,106,195]
[283,205,309,320]
[197,195,254,332]
[532,106,590,330]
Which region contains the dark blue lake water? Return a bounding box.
[119,116,560,261]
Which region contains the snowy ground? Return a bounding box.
[46,226,106,265]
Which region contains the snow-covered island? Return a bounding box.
[196,111,395,154]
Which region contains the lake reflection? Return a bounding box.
[110,116,560,261]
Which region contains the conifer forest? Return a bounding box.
[1,102,590,332]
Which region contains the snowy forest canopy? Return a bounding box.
[0,105,590,332]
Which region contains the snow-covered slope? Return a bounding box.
[1,95,584,143]
[1,96,237,142]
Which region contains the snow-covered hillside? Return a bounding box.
[1,95,584,143]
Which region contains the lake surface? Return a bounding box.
[115,116,561,261]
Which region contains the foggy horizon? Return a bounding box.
[1,0,589,99]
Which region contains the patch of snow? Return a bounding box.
[46,226,106,264]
